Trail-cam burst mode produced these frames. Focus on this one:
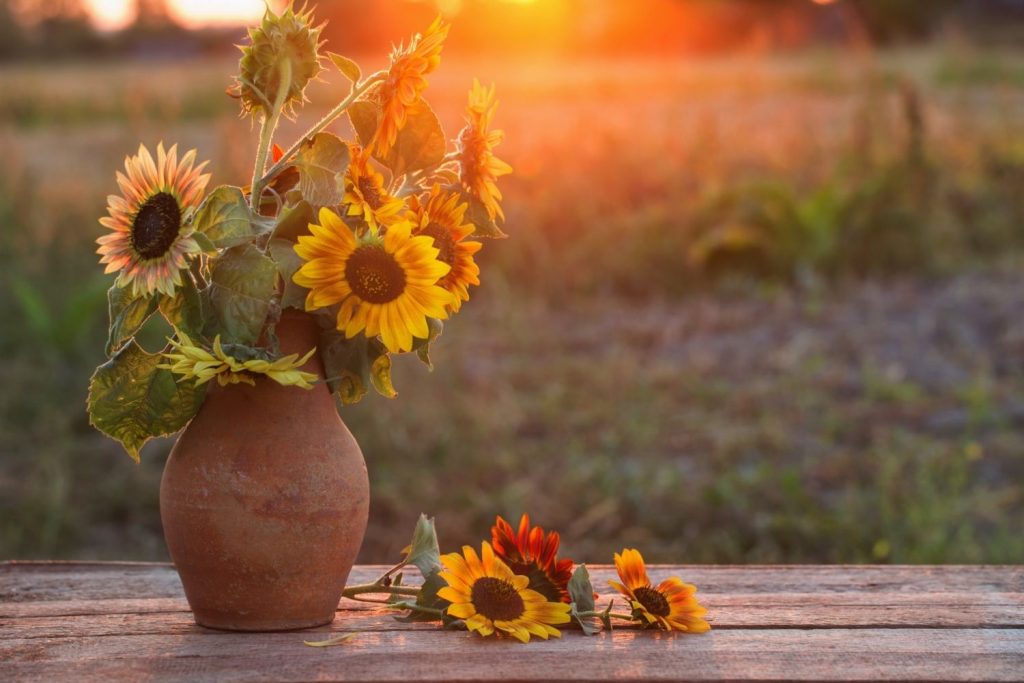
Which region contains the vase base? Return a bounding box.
[194,611,336,632]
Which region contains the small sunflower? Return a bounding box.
[343,148,406,232]
[292,207,452,353]
[160,331,318,389]
[608,548,710,633]
[437,541,571,643]
[457,80,512,223]
[409,186,481,313]
[373,17,449,155]
[491,514,574,604]
[97,143,211,297]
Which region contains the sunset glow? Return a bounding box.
[86,0,265,30]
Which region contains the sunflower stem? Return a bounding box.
[389,601,445,617]
[249,58,293,212]
[342,582,421,598]
[257,70,386,191]
[578,610,635,621]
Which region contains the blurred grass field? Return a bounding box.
[1,45,1022,564]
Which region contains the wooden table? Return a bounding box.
[1,562,1022,682]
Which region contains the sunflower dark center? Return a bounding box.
[344,245,406,304]
[420,222,456,266]
[633,586,670,617]
[357,175,385,209]
[131,192,182,259]
[471,577,526,621]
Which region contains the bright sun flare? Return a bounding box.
[86,0,266,31]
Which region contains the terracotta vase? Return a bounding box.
[160,310,369,632]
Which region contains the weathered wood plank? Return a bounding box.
[2,629,1022,682]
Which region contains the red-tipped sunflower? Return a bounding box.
[97,142,210,297]
[491,514,574,604]
[373,17,449,155]
[609,548,710,633]
[343,147,406,232]
[409,186,481,313]
[457,79,512,223]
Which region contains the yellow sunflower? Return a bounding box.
[373,17,449,155]
[97,142,210,297]
[437,541,571,643]
[160,331,318,389]
[292,207,452,353]
[343,148,406,232]
[608,549,710,633]
[409,186,481,313]
[457,80,512,223]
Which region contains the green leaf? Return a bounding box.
[270,200,314,243]
[349,98,446,176]
[328,52,361,83]
[205,243,277,345]
[402,513,441,577]
[87,340,206,462]
[411,318,443,369]
[193,232,216,253]
[320,328,369,405]
[393,568,450,624]
[369,349,396,399]
[568,564,601,636]
[294,132,350,207]
[268,238,308,311]
[455,189,508,239]
[158,273,203,339]
[192,185,259,249]
[303,633,356,647]
[105,285,159,357]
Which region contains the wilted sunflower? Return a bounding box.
[97,143,210,297]
[161,331,318,389]
[409,186,481,313]
[373,17,449,155]
[438,541,571,643]
[292,207,452,353]
[608,548,710,633]
[491,514,574,603]
[457,79,512,223]
[343,148,406,232]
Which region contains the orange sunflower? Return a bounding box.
[409,186,481,313]
[97,143,210,297]
[457,79,512,223]
[343,148,406,232]
[292,207,452,353]
[608,548,710,633]
[373,17,449,155]
[437,541,571,643]
[491,514,574,604]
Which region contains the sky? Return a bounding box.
[86,0,266,30]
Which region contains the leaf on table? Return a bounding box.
[303,633,356,648]
[568,564,602,635]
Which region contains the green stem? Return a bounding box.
[391,601,444,617]
[249,59,293,211]
[257,71,386,190]
[342,582,420,598]
[578,610,635,621]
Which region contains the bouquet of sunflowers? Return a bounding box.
[306,514,710,645]
[87,4,509,460]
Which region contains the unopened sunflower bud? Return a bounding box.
[235,2,323,117]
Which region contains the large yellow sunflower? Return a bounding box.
[160,331,318,389]
[292,207,452,353]
[343,148,406,232]
[608,548,710,633]
[409,186,481,313]
[457,80,512,223]
[372,17,449,155]
[97,142,210,297]
[437,541,571,643]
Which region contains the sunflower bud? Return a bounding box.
[236,2,323,117]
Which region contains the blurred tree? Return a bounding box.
[6,0,100,58]
[132,0,179,30]
[0,0,27,60]
[847,0,961,43]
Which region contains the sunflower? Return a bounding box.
[373,17,449,155]
[292,207,452,353]
[608,548,710,633]
[161,331,318,389]
[97,143,210,297]
[491,514,574,604]
[437,541,571,643]
[457,80,512,223]
[409,186,481,313]
[343,148,406,232]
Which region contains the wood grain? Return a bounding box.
[1,562,1021,682]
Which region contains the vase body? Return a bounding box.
[160,310,369,631]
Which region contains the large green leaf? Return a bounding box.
[205,243,277,345]
[402,513,441,576]
[349,99,446,176]
[192,185,261,249]
[268,238,308,311]
[294,132,350,207]
[87,340,206,462]
[105,285,159,357]
[270,200,314,243]
[454,188,508,239]
[568,565,601,635]
[158,273,203,339]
